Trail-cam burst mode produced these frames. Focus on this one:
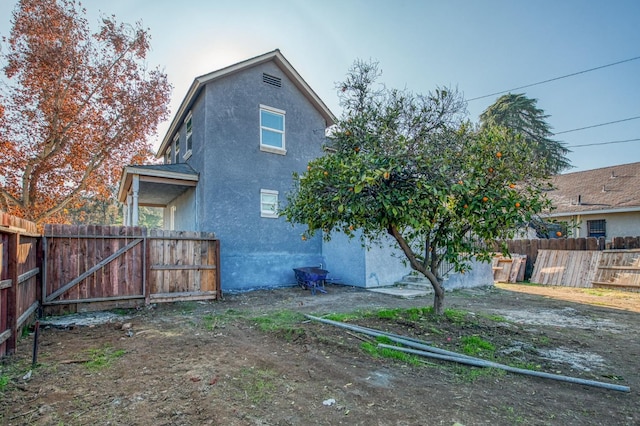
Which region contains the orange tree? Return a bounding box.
[282,61,552,314]
[0,0,171,224]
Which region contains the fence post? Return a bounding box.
[6,232,19,355]
[215,239,222,299]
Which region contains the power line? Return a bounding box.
[467,55,640,102]
[555,116,640,135]
[567,138,640,148]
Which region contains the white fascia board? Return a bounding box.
[543,206,640,217]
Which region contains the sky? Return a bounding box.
[1,0,638,173]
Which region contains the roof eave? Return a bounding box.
[543,205,640,217]
[117,165,199,203]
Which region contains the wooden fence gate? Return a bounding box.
[1,213,40,356]
[43,225,220,314]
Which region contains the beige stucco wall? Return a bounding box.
[551,211,640,242]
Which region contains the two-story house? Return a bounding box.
[118,50,334,291]
[118,50,492,292]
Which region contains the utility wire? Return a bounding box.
[467,55,640,102]
[555,116,640,135]
[567,138,640,148]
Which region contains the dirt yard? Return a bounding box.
[1,283,638,425]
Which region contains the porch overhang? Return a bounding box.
[117,164,199,225]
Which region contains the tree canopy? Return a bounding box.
[282,61,553,314]
[0,0,171,224]
[480,93,571,174]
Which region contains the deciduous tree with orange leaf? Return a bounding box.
[0,0,171,224]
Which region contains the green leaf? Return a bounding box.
[354,184,363,194]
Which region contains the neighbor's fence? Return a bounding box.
[0,212,41,357]
[502,236,640,290]
[502,236,640,280]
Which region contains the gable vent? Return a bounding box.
[263,73,282,88]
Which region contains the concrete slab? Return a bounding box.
[367,287,430,299]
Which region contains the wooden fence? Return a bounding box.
[43,225,220,315]
[503,236,640,280]
[503,236,640,289]
[592,249,640,291]
[1,219,221,357]
[0,212,40,357]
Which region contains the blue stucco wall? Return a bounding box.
[442,259,494,290]
[176,61,328,291]
[364,235,413,287]
[322,232,366,286]
[164,187,197,231]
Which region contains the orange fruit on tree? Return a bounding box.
[482,196,489,202]
[349,225,354,231]
[383,171,390,180]
[509,183,515,189]
[354,146,360,152]
[556,231,562,237]
[515,202,521,208]
[496,152,502,158]
[463,204,468,209]
[488,167,494,173]
[323,171,328,176]
[458,180,463,185]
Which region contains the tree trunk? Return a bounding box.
[433,281,445,315]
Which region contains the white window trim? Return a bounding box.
[260,189,279,218]
[173,134,180,163]
[184,111,193,159]
[259,105,286,155]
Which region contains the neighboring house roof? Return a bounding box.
[155,49,337,158]
[545,161,640,217]
[117,163,199,206]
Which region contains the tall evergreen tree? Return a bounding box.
[480,93,571,174]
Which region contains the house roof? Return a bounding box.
[545,162,640,217]
[117,163,199,206]
[156,49,337,158]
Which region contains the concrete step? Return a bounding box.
[402,274,430,284]
[367,286,431,299]
[394,274,433,291]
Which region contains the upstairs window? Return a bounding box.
[165,149,171,165]
[260,189,279,218]
[184,112,193,159]
[173,134,180,163]
[587,219,606,238]
[260,105,286,154]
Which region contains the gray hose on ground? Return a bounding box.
[304,314,631,393]
[378,343,630,393]
[304,314,432,346]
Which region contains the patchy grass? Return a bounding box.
[478,313,507,322]
[110,308,132,316]
[460,336,496,357]
[0,374,9,392]
[250,310,306,341]
[360,337,423,366]
[235,367,278,404]
[323,310,374,322]
[85,346,126,371]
